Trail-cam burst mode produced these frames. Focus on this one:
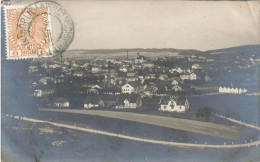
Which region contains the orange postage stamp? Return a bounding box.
[4,5,53,59]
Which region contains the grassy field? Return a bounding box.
[39,108,240,140]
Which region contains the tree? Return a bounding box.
[196,107,215,121]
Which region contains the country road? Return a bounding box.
[39,108,240,140]
[215,114,260,131]
[4,114,260,149]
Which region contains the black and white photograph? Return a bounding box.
[1,0,260,161]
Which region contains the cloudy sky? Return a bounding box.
[60,1,259,51]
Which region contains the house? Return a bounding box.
[159,74,168,81]
[119,67,128,72]
[28,66,38,73]
[73,71,84,77]
[102,87,121,95]
[39,78,48,85]
[176,67,184,73]
[121,83,135,94]
[121,82,142,94]
[126,72,136,77]
[142,63,154,68]
[83,95,104,108]
[87,88,100,95]
[189,73,197,80]
[219,86,247,94]
[180,73,197,80]
[171,80,179,85]
[126,77,139,82]
[71,62,79,68]
[158,96,189,112]
[192,64,200,69]
[172,85,182,92]
[180,73,190,80]
[207,59,214,62]
[49,64,60,69]
[53,97,69,107]
[115,94,142,109]
[92,66,100,72]
[33,87,57,97]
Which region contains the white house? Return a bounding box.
[92,67,100,72]
[219,86,247,94]
[73,71,84,77]
[121,83,135,94]
[54,97,69,108]
[28,66,38,73]
[180,73,190,80]
[180,73,197,80]
[189,73,197,80]
[171,80,179,85]
[158,96,189,112]
[176,67,184,73]
[49,64,60,69]
[119,67,128,72]
[192,64,200,69]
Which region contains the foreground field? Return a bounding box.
[39,108,240,140]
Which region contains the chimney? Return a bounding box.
[108,61,111,88]
[127,49,128,59]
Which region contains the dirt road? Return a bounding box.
[6,114,260,149]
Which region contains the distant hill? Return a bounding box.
[63,45,259,59]
[201,45,260,59]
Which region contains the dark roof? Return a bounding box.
[84,95,103,104]
[142,96,161,105]
[159,96,187,105]
[102,87,121,93]
[102,94,118,102]
[127,81,142,87]
[115,94,140,104]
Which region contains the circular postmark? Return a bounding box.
[17,1,74,57]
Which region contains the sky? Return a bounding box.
[59,1,259,51]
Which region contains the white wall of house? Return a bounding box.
[84,103,99,109]
[122,83,134,94]
[219,87,247,94]
[190,73,197,80]
[54,102,69,107]
[158,100,186,112]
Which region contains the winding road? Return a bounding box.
[4,113,260,149]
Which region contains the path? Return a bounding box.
[215,114,260,131]
[4,114,260,149]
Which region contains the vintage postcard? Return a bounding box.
[1,0,260,161]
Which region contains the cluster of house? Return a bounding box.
[28,52,201,113]
[42,81,190,113]
[52,94,189,113]
[218,86,247,94]
[188,54,214,62]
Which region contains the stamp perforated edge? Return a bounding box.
[3,4,54,60]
